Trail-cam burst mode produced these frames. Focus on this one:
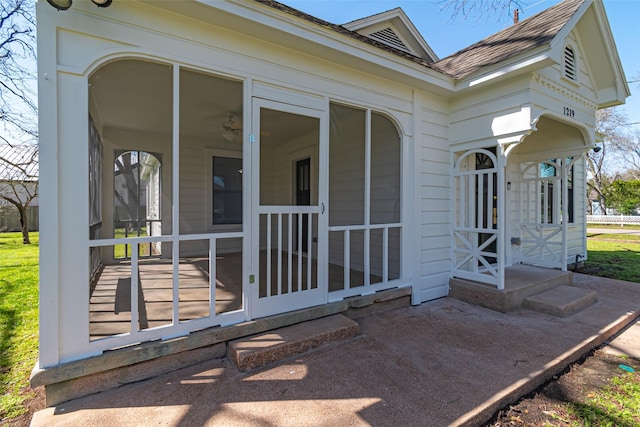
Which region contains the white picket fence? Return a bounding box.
[586,215,640,225]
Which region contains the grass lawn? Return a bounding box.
[0,232,39,420]
[583,238,640,282]
[565,371,640,426]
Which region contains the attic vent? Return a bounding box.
[368,28,411,53]
[564,46,577,81]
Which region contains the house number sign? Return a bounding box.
[563,107,575,118]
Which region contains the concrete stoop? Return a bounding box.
[227,314,359,371]
[449,265,597,316]
[524,285,598,317]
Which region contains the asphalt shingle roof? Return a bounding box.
[429,0,585,79]
[255,0,585,80]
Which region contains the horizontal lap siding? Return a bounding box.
[179,141,207,235]
[418,99,451,299]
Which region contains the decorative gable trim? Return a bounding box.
[532,72,597,110]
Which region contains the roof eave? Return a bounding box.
[452,49,554,92]
[151,0,455,94]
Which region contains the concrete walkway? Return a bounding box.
[30,273,640,427]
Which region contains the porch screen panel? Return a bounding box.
[88,59,175,344]
[178,240,210,322]
[178,68,243,236]
[328,104,403,296]
[370,113,401,282]
[329,104,365,227]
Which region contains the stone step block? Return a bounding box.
[227,314,359,371]
[524,285,598,317]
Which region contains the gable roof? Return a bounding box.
[253,0,434,68]
[342,8,438,62]
[430,0,585,79]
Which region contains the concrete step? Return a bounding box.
[524,285,598,317]
[227,314,359,371]
[449,265,573,313]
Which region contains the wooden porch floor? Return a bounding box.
[89,252,379,340]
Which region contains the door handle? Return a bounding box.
[321,202,325,214]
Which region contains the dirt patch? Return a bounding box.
[487,350,640,426]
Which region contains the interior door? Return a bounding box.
[295,158,311,253]
[250,98,326,319]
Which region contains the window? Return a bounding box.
[538,158,574,224]
[563,46,577,81]
[566,160,574,223]
[212,156,242,225]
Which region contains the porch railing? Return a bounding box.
[87,232,244,355]
[328,223,403,300]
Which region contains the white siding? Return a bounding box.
[416,96,451,301]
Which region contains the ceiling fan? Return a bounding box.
[220,113,270,141]
[221,113,241,141]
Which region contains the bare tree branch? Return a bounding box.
[437,0,528,21]
[0,0,37,145]
[0,143,37,243]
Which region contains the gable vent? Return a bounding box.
[564,46,577,81]
[368,28,411,53]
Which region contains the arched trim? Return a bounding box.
[530,113,594,152]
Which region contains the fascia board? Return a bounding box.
[165,0,455,93]
[591,0,631,101]
[549,0,592,52]
[549,0,630,106]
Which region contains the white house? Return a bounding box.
[33,0,629,403]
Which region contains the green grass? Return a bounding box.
[587,232,640,241]
[564,372,640,426]
[587,223,640,230]
[583,239,640,283]
[113,227,153,258]
[0,232,39,420]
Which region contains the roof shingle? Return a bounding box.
[430,0,585,79]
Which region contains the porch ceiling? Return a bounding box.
[512,116,590,160]
[89,60,314,144]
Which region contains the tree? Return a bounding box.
[0,143,38,243]
[606,180,640,215]
[586,107,632,214]
[438,0,527,21]
[0,0,37,145]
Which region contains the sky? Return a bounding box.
[284,0,640,135]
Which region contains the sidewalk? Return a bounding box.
[30,273,640,427]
